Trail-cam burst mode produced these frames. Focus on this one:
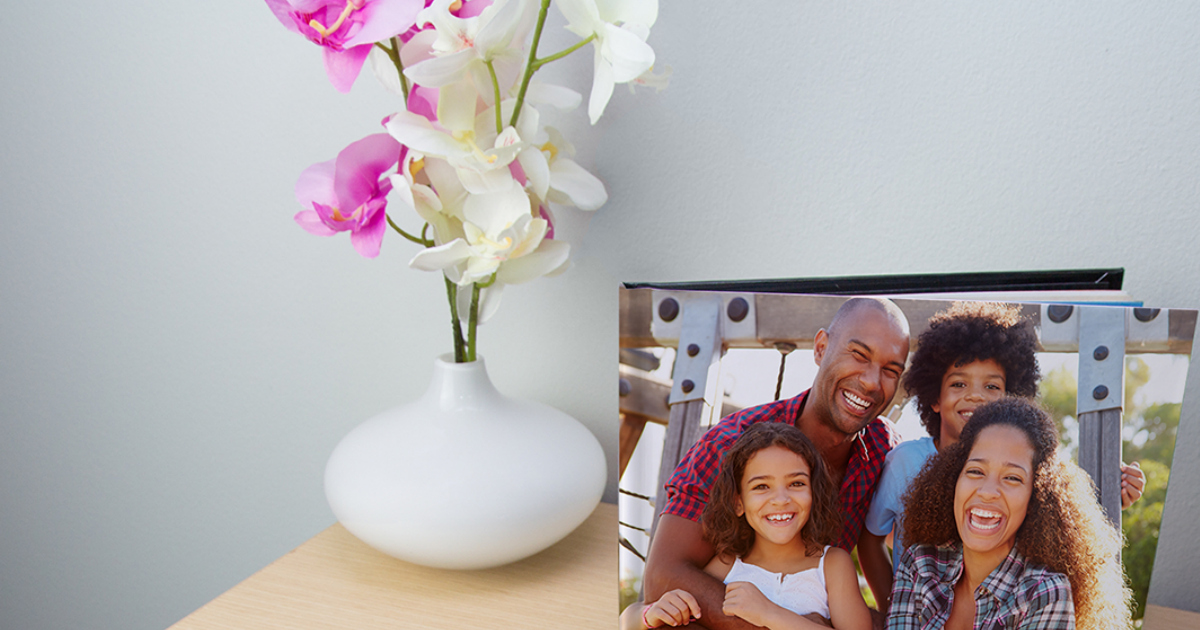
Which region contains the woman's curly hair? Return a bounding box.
[702,422,842,559]
[901,397,1132,630]
[902,301,1041,443]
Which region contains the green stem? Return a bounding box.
[465,274,497,363]
[466,283,481,362]
[375,37,410,102]
[445,277,466,363]
[386,215,432,246]
[509,0,553,128]
[485,59,504,135]
[534,35,594,69]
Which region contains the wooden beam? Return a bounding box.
[619,287,656,348]
[618,413,649,480]
[618,365,741,427]
[618,365,671,423]
[620,288,1195,356]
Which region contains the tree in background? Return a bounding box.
[1122,458,1169,620]
[1124,401,1181,465]
[1040,364,1079,454]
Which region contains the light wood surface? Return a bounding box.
[1143,604,1200,630]
[169,503,617,629]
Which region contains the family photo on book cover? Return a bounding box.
[618,287,1194,630]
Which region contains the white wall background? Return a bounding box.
[3,2,1200,628]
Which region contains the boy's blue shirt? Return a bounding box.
[865,436,938,573]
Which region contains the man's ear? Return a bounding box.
[813,328,829,366]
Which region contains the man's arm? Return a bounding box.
[643,515,760,630]
[857,529,894,615]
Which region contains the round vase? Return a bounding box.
[324,354,607,570]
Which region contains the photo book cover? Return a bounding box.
[616,275,1194,628]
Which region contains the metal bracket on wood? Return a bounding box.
[1076,305,1127,526]
[647,293,746,534]
[663,295,723,407]
[650,290,757,350]
[650,297,722,529]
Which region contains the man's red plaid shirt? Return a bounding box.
[661,389,899,551]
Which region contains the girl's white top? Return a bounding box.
[724,546,830,620]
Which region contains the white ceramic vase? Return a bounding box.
[324,354,607,570]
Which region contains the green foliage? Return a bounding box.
[1124,357,1152,412]
[1124,401,1181,465]
[619,577,640,614]
[1038,365,1078,453]
[1121,459,1170,620]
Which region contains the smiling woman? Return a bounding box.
[951,424,1034,575]
[887,397,1132,630]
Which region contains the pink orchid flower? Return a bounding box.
[265,0,424,92]
[294,134,403,258]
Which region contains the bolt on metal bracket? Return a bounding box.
[651,290,757,348]
[1076,306,1127,415]
[665,296,722,406]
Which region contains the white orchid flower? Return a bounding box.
[388,152,464,247]
[555,0,658,123]
[517,126,607,211]
[385,103,527,195]
[627,64,671,94]
[403,0,535,103]
[409,177,568,293]
[521,79,583,111]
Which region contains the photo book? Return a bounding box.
[616,269,1195,627]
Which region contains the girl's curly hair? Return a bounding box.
[901,397,1132,630]
[701,422,842,559]
[902,301,1041,443]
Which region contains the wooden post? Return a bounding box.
[1075,305,1127,527]
[649,296,724,536]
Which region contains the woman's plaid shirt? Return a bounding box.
[887,543,1075,630]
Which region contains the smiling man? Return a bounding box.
[642,297,910,630]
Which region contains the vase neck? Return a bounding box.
[426,355,503,410]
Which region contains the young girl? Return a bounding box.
[622,422,872,630]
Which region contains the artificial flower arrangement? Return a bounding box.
[266,0,667,363]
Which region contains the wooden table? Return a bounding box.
[170,503,618,629]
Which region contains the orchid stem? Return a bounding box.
[393,37,410,102]
[464,274,497,363]
[386,214,432,246]
[376,37,410,102]
[466,283,481,362]
[534,35,594,70]
[445,277,466,363]
[485,59,503,135]
[509,0,553,128]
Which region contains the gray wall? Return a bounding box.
[2,2,1198,628]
